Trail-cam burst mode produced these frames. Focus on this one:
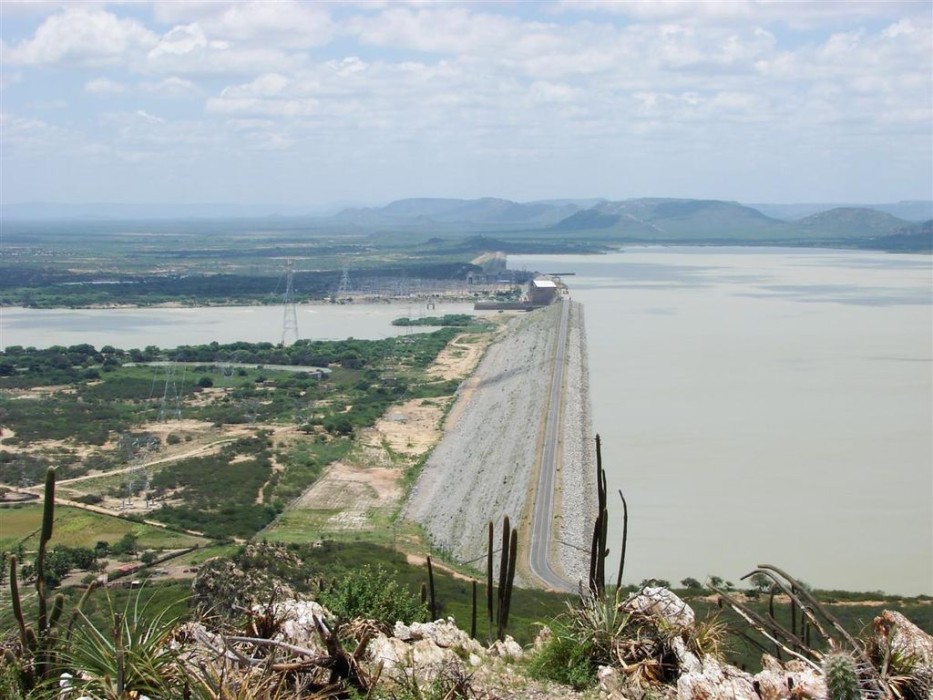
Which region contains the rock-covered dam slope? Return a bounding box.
[403,301,596,585]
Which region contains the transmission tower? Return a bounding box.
[158,363,182,421]
[337,263,352,297]
[282,259,300,346]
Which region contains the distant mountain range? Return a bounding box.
[3,197,930,251]
[331,197,932,247]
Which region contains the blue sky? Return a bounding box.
[2,1,931,209]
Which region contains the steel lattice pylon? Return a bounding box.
[158,363,181,421]
[282,259,300,346]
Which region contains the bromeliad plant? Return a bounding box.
[62,587,183,699]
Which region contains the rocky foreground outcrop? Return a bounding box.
[158,588,933,700]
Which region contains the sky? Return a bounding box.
[1,0,931,210]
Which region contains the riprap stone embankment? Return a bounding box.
[403,301,596,585]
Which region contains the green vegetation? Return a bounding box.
[391,313,488,328]
[0,217,526,308]
[1,327,481,542]
[0,504,205,553]
[318,564,428,628]
[147,433,280,539]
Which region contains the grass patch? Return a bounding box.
[181,543,240,566]
[0,504,206,552]
[289,540,573,646]
[259,508,342,542]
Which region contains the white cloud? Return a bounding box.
[144,23,303,77]
[559,0,928,27]
[4,7,157,66]
[528,80,579,104]
[140,76,199,97]
[0,112,76,155]
[221,73,290,99]
[151,0,333,49]
[148,23,211,59]
[1,1,929,203]
[135,109,164,125]
[84,77,125,95]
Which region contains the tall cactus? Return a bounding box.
[7,468,71,689]
[426,555,437,621]
[589,435,608,595]
[470,579,478,640]
[486,521,494,640]
[615,488,628,590]
[484,516,518,642]
[589,435,629,594]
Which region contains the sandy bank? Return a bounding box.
[403,302,596,585]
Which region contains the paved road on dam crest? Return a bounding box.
[528,299,576,592]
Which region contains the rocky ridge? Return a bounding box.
[165,587,933,700]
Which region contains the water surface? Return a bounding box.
[0,301,480,350]
[514,247,932,595]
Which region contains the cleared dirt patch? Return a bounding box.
[293,461,402,530]
[373,398,451,456]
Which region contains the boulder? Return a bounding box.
[393,617,485,656]
[873,610,933,667]
[677,656,757,700]
[488,635,524,661]
[873,611,933,698]
[752,655,825,700]
[366,633,464,684]
[622,587,695,635]
[269,599,331,651]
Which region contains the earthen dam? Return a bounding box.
[403,300,596,589]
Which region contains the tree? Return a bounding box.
[140,551,157,566]
[113,532,139,556]
[680,577,703,589]
[639,578,671,589]
[197,376,214,388]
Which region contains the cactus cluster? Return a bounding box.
[823,651,862,700]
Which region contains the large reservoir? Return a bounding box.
[2,247,929,594]
[512,247,932,595]
[0,301,481,350]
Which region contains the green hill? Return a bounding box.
[797,207,915,237]
[553,198,791,240]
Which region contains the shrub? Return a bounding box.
[528,631,596,690]
[317,564,427,629]
[75,493,103,505]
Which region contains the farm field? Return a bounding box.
[0,504,206,552]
